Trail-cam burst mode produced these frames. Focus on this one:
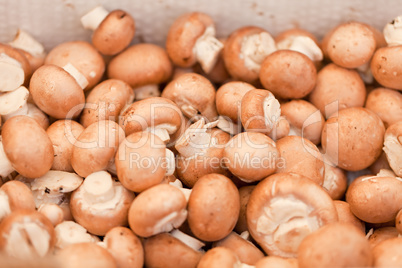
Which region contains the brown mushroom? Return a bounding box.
[0,180,35,221]
[0,43,31,88]
[372,237,402,267]
[197,247,240,268]
[235,185,255,234]
[334,200,365,233]
[54,221,100,249]
[383,121,402,176]
[255,256,297,268]
[367,227,400,248]
[38,204,64,227]
[321,151,348,200]
[365,88,402,128]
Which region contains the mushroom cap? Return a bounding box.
[197,247,239,268]
[321,107,385,171]
[188,173,240,242]
[334,200,365,233]
[308,63,366,119]
[71,120,125,177]
[368,227,400,248]
[120,97,182,136]
[216,81,255,123]
[297,223,372,268]
[2,115,53,179]
[143,232,203,268]
[81,79,134,128]
[128,184,187,237]
[46,120,85,172]
[247,172,338,257]
[162,73,217,121]
[276,136,324,185]
[322,159,348,200]
[280,99,324,145]
[0,43,31,83]
[92,10,135,55]
[103,226,144,268]
[108,43,172,88]
[235,185,255,233]
[346,175,402,223]
[372,237,402,267]
[324,21,376,68]
[115,131,166,192]
[260,50,317,99]
[365,87,402,128]
[372,45,402,91]
[255,256,298,268]
[29,64,85,119]
[56,242,117,268]
[45,41,105,89]
[223,132,279,182]
[0,180,35,212]
[166,12,214,68]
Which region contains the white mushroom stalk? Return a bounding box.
[0,137,15,179]
[55,221,100,249]
[83,171,115,204]
[8,29,45,58]
[168,178,192,202]
[146,123,178,144]
[165,149,176,176]
[181,103,199,119]
[194,25,224,73]
[263,93,281,130]
[170,229,205,251]
[240,32,277,73]
[0,86,29,121]
[0,190,11,221]
[134,84,161,100]
[383,134,402,177]
[277,36,323,62]
[81,6,109,31]
[63,63,89,89]
[383,15,402,46]
[217,116,242,135]
[0,53,25,92]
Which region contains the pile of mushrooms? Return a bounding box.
[0,5,402,268]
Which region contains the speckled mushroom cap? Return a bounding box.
[108,43,172,88]
[365,88,402,128]
[45,41,105,89]
[321,107,385,171]
[92,10,135,55]
[29,64,85,119]
[371,45,402,91]
[247,172,338,258]
[383,121,402,177]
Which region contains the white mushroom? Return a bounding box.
[240,32,276,73]
[0,53,25,92]
[383,15,402,46]
[194,25,224,73]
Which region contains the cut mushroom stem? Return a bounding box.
[194,26,224,73]
[147,124,179,144]
[134,84,161,100]
[55,221,99,249]
[8,29,45,57]
[181,104,199,119]
[170,229,205,251]
[217,116,241,135]
[0,86,29,118]
[240,32,276,73]
[383,15,402,46]
[0,54,25,92]
[165,149,176,176]
[285,36,323,62]
[62,63,89,90]
[81,6,109,31]
[263,93,281,130]
[83,171,115,204]
[0,137,15,178]
[0,190,11,220]
[168,179,192,202]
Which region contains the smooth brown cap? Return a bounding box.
[372,237,402,267]
[0,180,35,211]
[197,247,239,268]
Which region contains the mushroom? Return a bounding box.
[197,247,241,268]
[187,173,240,242]
[372,47,402,91]
[143,231,204,268]
[212,232,264,265]
[369,152,391,174]
[383,121,402,176]
[322,107,385,171]
[346,174,402,223]
[367,227,400,248]
[128,184,187,237]
[174,119,230,187]
[247,173,338,257]
[70,171,134,236]
[223,26,276,84]
[166,12,223,74]
[255,256,298,268]
[45,41,105,89]
[276,136,324,185]
[372,238,402,267]
[223,132,279,183]
[101,226,144,268]
[0,210,55,260]
[81,6,135,55]
[38,204,64,227]
[383,15,402,46]
[55,242,117,268]
[260,50,317,99]
[71,120,125,178]
[81,79,134,128]
[235,185,255,234]
[1,115,53,179]
[115,131,173,192]
[162,73,217,121]
[46,120,85,172]
[108,43,172,100]
[280,100,325,145]
[334,200,365,233]
[297,223,373,268]
[0,43,30,90]
[215,81,255,135]
[365,88,402,128]
[25,103,49,130]
[396,209,402,235]
[29,64,86,119]
[54,221,100,249]
[0,180,35,221]
[308,63,366,119]
[321,150,348,200]
[119,97,183,143]
[0,86,29,120]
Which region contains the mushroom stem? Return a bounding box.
[0,86,29,117]
[149,128,170,143]
[0,54,25,92]
[181,104,199,119]
[2,103,29,121]
[134,84,161,100]
[55,221,98,249]
[356,62,374,84]
[170,229,205,251]
[165,149,176,176]
[83,171,115,204]
[168,179,192,202]
[81,6,109,31]
[285,36,323,62]
[240,230,251,241]
[62,63,89,90]
[194,26,224,73]
[0,190,11,221]
[217,116,241,135]
[8,29,45,57]
[263,93,281,130]
[383,15,402,46]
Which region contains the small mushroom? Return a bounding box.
[38,204,64,227]
[223,26,276,84]
[235,185,255,234]
[81,6,135,55]
[297,223,372,268]
[334,200,365,233]
[372,237,402,267]
[0,43,30,90]
[54,221,99,249]
[197,247,241,268]
[371,45,402,91]
[128,184,187,237]
[81,79,134,128]
[162,73,217,121]
[0,180,35,221]
[45,41,105,89]
[382,121,402,176]
[166,12,223,74]
[321,150,348,200]
[247,173,338,257]
[367,227,400,248]
[365,88,402,128]
[187,173,240,242]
